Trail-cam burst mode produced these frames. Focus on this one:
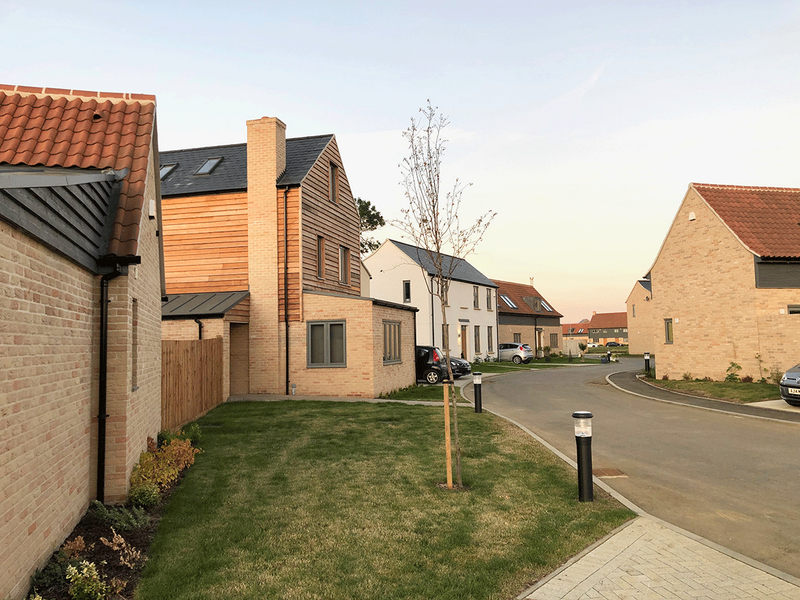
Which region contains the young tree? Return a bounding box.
[394,101,495,489]
[356,197,386,255]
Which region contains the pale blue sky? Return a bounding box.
[4,0,799,321]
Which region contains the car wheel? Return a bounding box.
[424,369,441,384]
[512,355,522,364]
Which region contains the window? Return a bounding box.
[329,162,339,203]
[487,326,493,352]
[474,325,481,353]
[633,305,636,318]
[473,286,480,309]
[195,157,222,175]
[383,321,401,364]
[339,246,350,284]
[160,164,177,179]
[500,294,517,309]
[513,333,521,343]
[789,305,800,315]
[664,318,674,344]
[541,300,553,312]
[550,333,558,348]
[486,288,492,310]
[442,323,450,350]
[403,280,411,303]
[308,321,346,367]
[317,236,325,278]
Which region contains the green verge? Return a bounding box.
[137,401,633,600]
[644,378,780,403]
[383,384,465,401]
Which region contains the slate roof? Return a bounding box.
[638,279,652,293]
[390,239,497,288]
[492,279,563,317]
[162,290,250,319]
[159,134,334,196]
[692,183,800,259]
[0,85,156,257]
[587,312,627,330]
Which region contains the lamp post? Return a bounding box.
[644,352,651,376]
[572,411,593,502]
[473,372,483,413]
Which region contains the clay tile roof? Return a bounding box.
[491,279,563,317]
[587,312,627,329]
[692,183,800,259]
[0,84,156,257]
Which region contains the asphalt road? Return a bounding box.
[478,358,800,577]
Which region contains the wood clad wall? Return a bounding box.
[162,191,248,294]
[278,188,302,321]
[301,137,361,297]
[162,337,224,430]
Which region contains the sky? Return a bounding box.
[4,0,799,322]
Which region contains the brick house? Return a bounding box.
[636,183,800,381]
[364,240,498,361]
[492,279,563,355]
[587,312,628,345]
[0,85,164,600]
[159,118,416,398]
[562,322,590,356]
[626,280,655,355]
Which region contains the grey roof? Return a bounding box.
[639,279,652,293]
[159,135,334,196]
[390,239,497,288]
[162,291,249,320]
[0,165,124,274]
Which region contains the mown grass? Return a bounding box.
[384,384,465,401]
[137,401,633,600]
[644,377,780,403]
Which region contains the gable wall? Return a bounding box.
[162,191,248,294]
[627,282,656,355]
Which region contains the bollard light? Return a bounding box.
[572,411,594,502]
[644,352,651,376]
[473,372,483,413]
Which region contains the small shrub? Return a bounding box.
[767,366,783,385]
[682,372,692,381]
[662,374,670,380]
[91,501,150,531]
[131,436,201,491]
[181,422,202,445]
[157,429,180,447]
[65,560,107,600]
[100,528,145,569]
[702,376,713,382]
[742,375,754,383]
[128,481,161,508]
[30,550,77,592]
[62,536,93,559]
[725,361,742,382]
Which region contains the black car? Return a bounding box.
[415,346,447,384]
[605,342,621,347]
[449,356,472,379]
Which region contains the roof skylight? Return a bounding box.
[500,294,517,309]
[541,300,554,312]
[195,157,223,175]
[160,164,177,179]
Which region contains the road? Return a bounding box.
[478,358,800,577]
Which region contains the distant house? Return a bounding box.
[626,280,655,355]
[493,280,563,355]
[0,85,164,600]
[587,312,628,345]
[562,322,590,355]
[160,118,416,398]
[364,240,498,361]
[637,182,800,380]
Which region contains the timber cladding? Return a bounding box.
[161,338,224,430]
[162,191,248,294]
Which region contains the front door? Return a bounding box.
[460,325,468,359]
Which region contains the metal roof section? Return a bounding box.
[389,239,498,288]
[162,290,250,319]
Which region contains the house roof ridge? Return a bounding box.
[389,239,463,262]
[0,83,155,103]
[692,182,800,193]
[160,142,246,154]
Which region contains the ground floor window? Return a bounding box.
[550,333,558,349]
[308,320,346,367]
[474,325,481,353]
[383,321,401,364]
[664,318,673,344]
[513,332,521,343]
[487,326,493,352]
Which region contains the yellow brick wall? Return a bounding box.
[651,187,800,380]
[498,323,561,353]
[626,282,656,356]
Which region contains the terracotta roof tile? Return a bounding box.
[0,86,156,257]
[692,183,800,259]
[491,279,563,318]
[587,312,627,329]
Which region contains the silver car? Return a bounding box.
[498,343,534,364]
[779,363,800,406]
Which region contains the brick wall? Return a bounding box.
[651,188,800,380]
[627,282,656,356]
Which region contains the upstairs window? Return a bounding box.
[195,157,222,175]
[339,246,350,284]
[329,162,339,203]
[160,164,177,179]
[473,286,480,309]
[665,318,674,344]
[403,280,411,303]
[486,288,492,310]
[317,236,325,279]
[500,294,517,309]
[541,300,553,312]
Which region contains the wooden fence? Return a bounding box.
[162,337,224,430]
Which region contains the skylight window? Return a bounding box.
[195,157,223,175]
[541,300,553,312]
[160,164,177,179]
[500,294,517,309]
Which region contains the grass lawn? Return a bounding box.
[644,377,780,403]
[137,401,634,600]
[384,384,466,402]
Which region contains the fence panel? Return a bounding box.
[162,337,224,430]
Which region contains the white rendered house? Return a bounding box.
[364,240,498,361]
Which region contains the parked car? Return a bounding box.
[498,343,534,364]
[449,356,472,379]
[587,343,599,348]
[779,363,800,406]
[415,345,447,384]
[605,341,621,347]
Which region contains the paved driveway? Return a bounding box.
[478,359,800,577]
